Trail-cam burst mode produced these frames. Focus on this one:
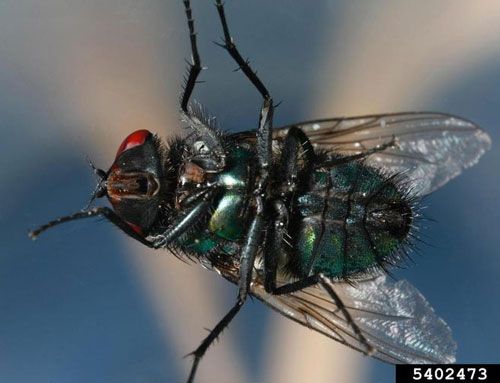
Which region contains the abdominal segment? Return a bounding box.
[290,161,412,280]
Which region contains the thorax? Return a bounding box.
[173,144,255,255]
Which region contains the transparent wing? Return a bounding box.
[272,112,491,195]
[218,265,456,364]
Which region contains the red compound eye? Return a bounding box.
[115,129,151,158]
[127,221,143,236]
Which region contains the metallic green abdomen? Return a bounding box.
[292,161,412,279]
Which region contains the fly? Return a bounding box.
[29,1,491,382]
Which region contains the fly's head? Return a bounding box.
[29,129,178,240]
[100,129,165,233]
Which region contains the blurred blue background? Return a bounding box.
[1,1,499,382]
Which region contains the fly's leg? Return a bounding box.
[147,187,218,248]
[214,0,273,186]
[214,0,271,101]
[186,200,265,383]
[264,127,314,291]
[214,0,277,305]
[180,0,202,113]
[30,188,218,249]
[263,199,288,292]
[180,0,226,171]
[275,272,375,356]
[318,275,375,356]
[263,254,375,356]
[279,126,315,198]
[29,207,156,248]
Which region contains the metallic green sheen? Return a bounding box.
[178,146,409,280]
[185,234,218,253]
[209,192,245,240]
[294,161,409,279]
[179,146,252,255]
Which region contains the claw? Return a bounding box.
[183,350,196,359]
[147,234,167,249]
